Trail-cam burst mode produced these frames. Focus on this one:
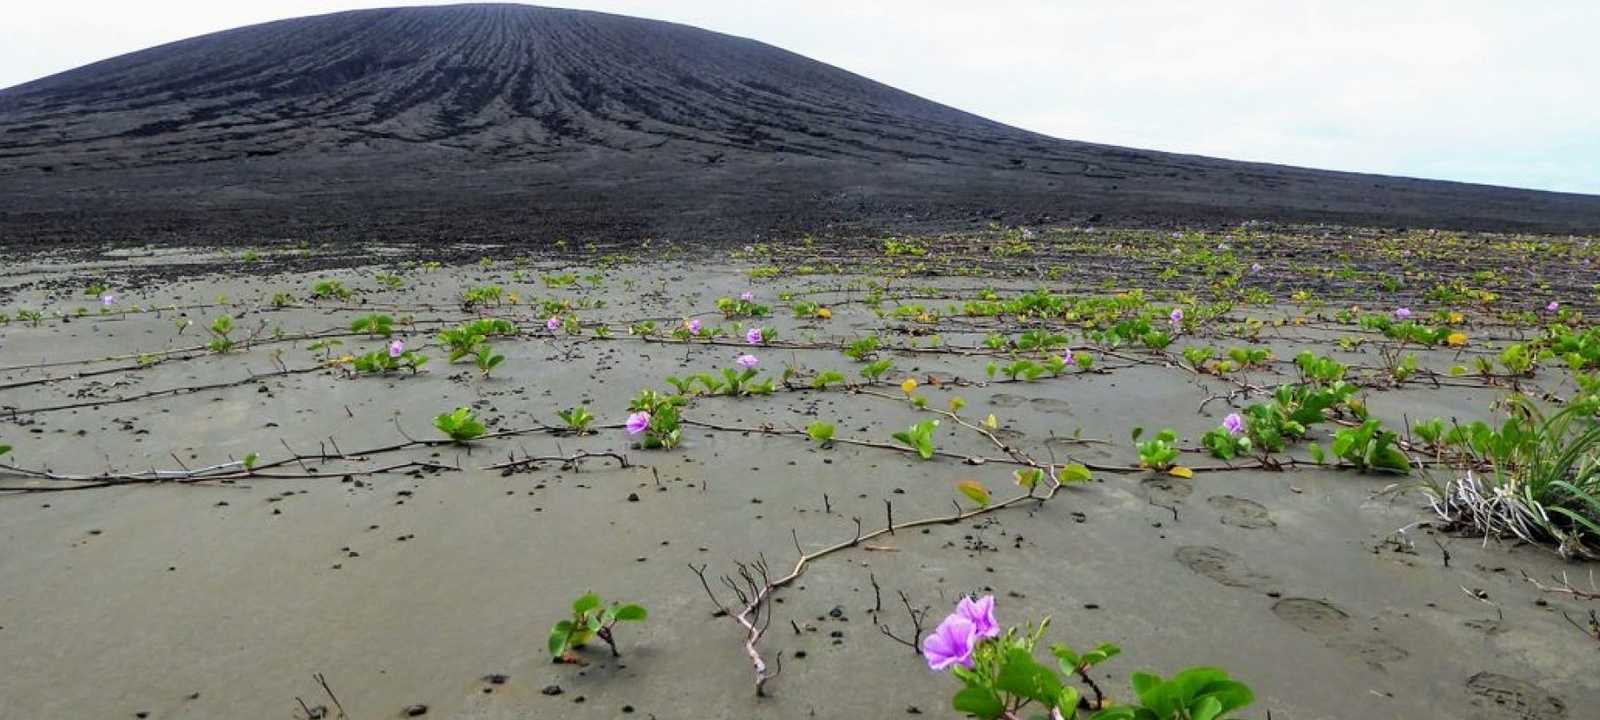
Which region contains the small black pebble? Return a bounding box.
[403,704,428,716]
[541,685,563,696]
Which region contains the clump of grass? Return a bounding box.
[1422,400,1600,559]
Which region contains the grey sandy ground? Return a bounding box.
[0,251,1593,719]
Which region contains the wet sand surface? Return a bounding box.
[1,246,1595,719]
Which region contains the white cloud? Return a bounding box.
[3,0,1595,193]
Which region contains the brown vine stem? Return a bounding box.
[693,465,1073,696]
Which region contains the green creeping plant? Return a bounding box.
[351,313,394,338]
[434,407,487,444]
[861,358,895,383]
[311,279,351,301]
[351,350,428,375]
[1132,428,1181,471]
[462,284,504,307]
[557,406,594,435]
[812,370,847,390]
[844,336,881,361]
[806,421,836,446]
[893,419,940,460]
[939,609,1255,720]
[1330,419,1410,474]
[207,315,236,353]
[715,296,770,318]
[474,346,506,377]
[547,592,646,662]
[1001,359,1046,381]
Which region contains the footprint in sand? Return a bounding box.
[1465,672,1566,720]
[1206,495,1276,529]
[1142,476,1193,505]
[1174,545,1279,594]
[989,393,1028,408]
[1029,398,1072,415]
[1271,597,1409,669]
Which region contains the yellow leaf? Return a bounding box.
[816,307,832,320]
[1448,311,1464,324]
[983,413,999,430]
[1446,332,1468,347]
[956,480,991,506]
[1168,466,1195,478]
[901,378,919,395]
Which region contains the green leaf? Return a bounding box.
[613,603,648,622]
[0,444,10,457]
[1062,463,1093,484]
[1130,671,1163,706]
[548,621,573,657]
[1308,443,1325,464]
[952,686,1005,719]
[1192,696,1224,720]
[996,647,1064,704]
[573,592,602,615]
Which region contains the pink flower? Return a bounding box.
[546,316,562,332]
[1223,413,1245,435]
[736,354,759,369]
[745,327,763,345]
[1169,307,1184,328]
[100,293,116,307]
[740,291,755,301]
[1394,307,1411,320]
[955,595,1000,639]
[388,339,405,358]
[1547,301,1560,313]
[922,614,977,671]
[688,319,702,334]
[625,411,651,435]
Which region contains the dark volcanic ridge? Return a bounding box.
[1,3,1597,245]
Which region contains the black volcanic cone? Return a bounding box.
[1,3,1597,244]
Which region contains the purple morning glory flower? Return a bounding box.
[1223,413,1245,435]
[740,291,755,301]
[955,595,1000,639]
[1547,301,1560,312]
[101,293,116,307]
[625,411,651,435]
[388,339,405,358]
[688,319,702,334]
[922,614,977,671]
[547,316,562,332]
[736,354,759,369]
[745,327,763,345]
[1394,307,1412,320]
[1250,262,1263,274]
[1169,307,1184,327]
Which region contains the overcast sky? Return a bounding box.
[5,1,1596,194]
